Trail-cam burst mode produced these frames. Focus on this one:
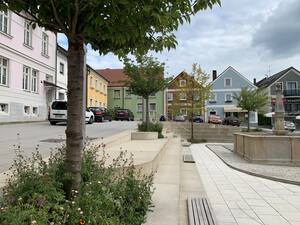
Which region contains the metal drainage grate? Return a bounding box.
[183,154,195,163]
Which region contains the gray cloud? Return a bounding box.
[252,0,300,57]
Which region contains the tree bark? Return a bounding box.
[64,35,85,199]
[145,96,150,130]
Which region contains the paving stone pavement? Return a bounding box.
[191,144,300,225]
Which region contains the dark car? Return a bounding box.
[115,109,134,121]
[222,116,240,126]
[88,107,112,122]
[193,115,204,123]
[160,115,167,121]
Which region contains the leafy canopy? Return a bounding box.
[234,87,269,113]
[124,55,166,99]
[0,0,220,54]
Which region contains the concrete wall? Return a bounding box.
[234,133,300,165]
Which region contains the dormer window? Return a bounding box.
[179,79,186,87]
[224,78,232,87]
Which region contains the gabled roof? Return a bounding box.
[57,44,68,56]
[87,65,110,82]
[167,71,201,88]
[211,66,256,88]
[96,69,127,87]
[256,67,300,88]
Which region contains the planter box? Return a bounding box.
[131,132,158,140]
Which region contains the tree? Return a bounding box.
[124,55,165,129]
[234,87,269,132]
[1,0,220,197]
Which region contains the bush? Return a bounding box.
[138,122,164,138]
[0,145,154,225]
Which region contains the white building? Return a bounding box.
[0,10,56,122]
[56,45,68,100]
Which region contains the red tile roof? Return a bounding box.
[96,69,128,87]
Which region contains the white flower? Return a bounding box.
[31,220,37,224]
[77,207,81,211]
[80,211,83,215]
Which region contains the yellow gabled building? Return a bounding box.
[86,65,108,108]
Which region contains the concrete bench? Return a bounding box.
[187,197,218,225]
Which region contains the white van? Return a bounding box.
[48,101,94,125]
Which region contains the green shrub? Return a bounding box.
[0,145,154,225]
[138,122,164,138]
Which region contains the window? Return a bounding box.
[103,84,106,94]
[209,93,217,103]
[42,33,49,56]
[22,66,30,91]
[114,89,120,99]
[46,74,53,82]
[167,92,173,101]
[99,102,102,107]
[0,10,9,34]
[179,79,186,87]
[180,108,187,115]
[179,92,187,101]
[89,99,93,106]
[125,89,131,98]
[225,93,232,102]
[0,103,8,114]
[24,20,32,47]
[95,80,98,90]
[59,63,64,75]
[24,106,30,115]
[287,81,297,90]
[0,57,8,86]
[32,107,38,115]
[193,93,200,101]
[149,93,156,97]
[95,100,98,106]
[99,82,102,92]
[224,78,232,87]
[58,92,65,100]
[103,103,106,107]
[90,76,93,87]
[31,69,38,93]
[149,103,156,112]
[137,103,143,112]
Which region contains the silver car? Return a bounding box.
[174,115,186,122]
[284,121,296,132]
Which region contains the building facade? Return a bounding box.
[256,67,300,119]
[206,67,257,124]
[56,45,68,100]
[166,71,203,120]
[0,10,56,122]
[98,68,164,121]
[86,65,108,108]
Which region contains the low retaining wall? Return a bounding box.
[234,132,300,165]
[131,132,158,140]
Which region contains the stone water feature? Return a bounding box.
[234,83,300,165]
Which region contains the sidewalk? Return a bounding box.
[191,144,300,225]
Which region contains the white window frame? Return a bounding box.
[32,106,38,116]
[225,93,233,102]
[59,63,64,75]
[89,99,93,106]
[114,89,121,99]
[276,82,283,91]
[24,105,30,115]
[0,10,9,34]
[125,89,131,98]
[0,103,9,115]
[167,92,173,101]
[149,103,156,112]
[137,103,143,113]
[103,84,106,94]
[31,69,39,93]
[89,76,93,87]
[180,108,187,115]
[179,92,187,101]
[286,81,297,90]
[209,93,217,102]
[41,32,49,56]
[0,56,8,86]
[179,79,186,87]
[224,78,232,87]
[24,20,32,47]
[95,79,98,90]
[99,81,102,92]
[149,93,156,97]
[22,66,30,91]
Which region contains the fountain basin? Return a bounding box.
[234,132,300,165]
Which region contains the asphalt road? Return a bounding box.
[0,121,137,172]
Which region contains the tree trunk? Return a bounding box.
[145,96,150,130]
[64,35,85,199]
[247,111,250,132]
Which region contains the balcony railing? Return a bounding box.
[283,89,300,97]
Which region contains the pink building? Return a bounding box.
[0,10,56,122]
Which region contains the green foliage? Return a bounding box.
[258,114,272,126]
[0,146,154,225]
[138,122,164,138]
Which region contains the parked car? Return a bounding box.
[48,101,94,125]
[174,115,186,122]
[222,116,240,126]
[208,115,222,124]
[115,109,134,121]
[284,121,296,132]
[159,115,167,121]
[193,115,204,123]
[88,107,112,122]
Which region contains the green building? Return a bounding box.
[97,69,165,121]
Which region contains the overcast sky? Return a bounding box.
[58,0,300,81]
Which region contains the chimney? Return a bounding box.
[212,70,217,81]
[253,78,257,85]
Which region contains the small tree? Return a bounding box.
[124,55,166,129]
[234,87,269,132]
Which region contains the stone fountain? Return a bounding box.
[273,83,287,135]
